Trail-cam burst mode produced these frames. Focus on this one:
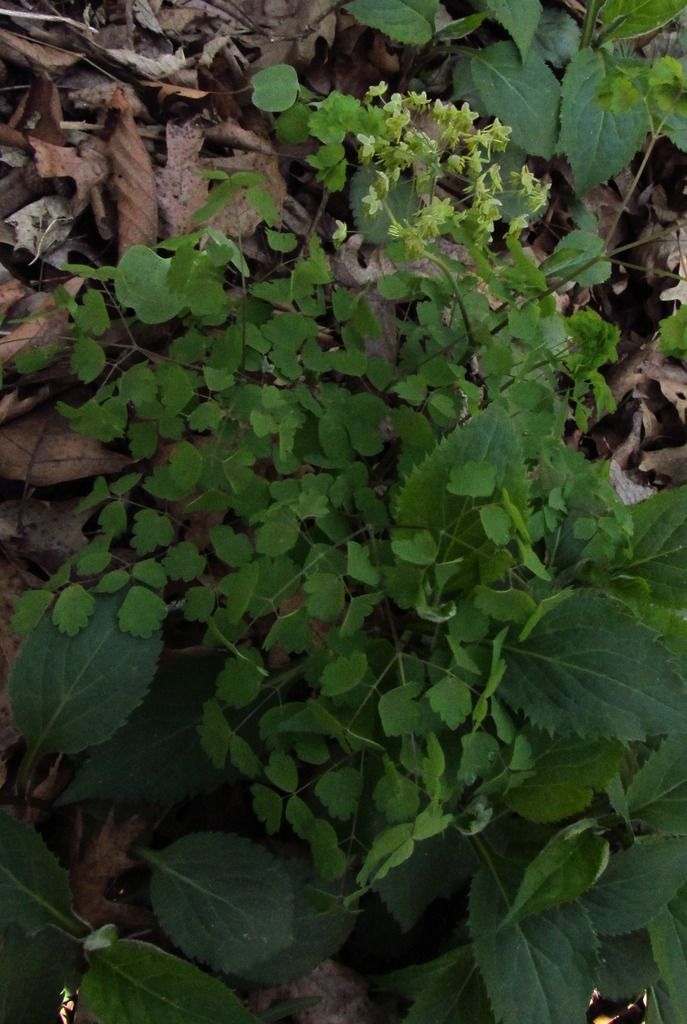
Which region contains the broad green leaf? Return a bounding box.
[147,832,294,974]
[505,736,625,822]
[559,49,650,194]
[115,246,186,324]
[0,812,77,936]
[344,0,438,43]
[251,64,299,113]
[649,884,687,1017]
[374,831,477,933]
[471,42,560,158]
[531,7,580,67]
[620,487,687,608]
[10,593,161,762]
[403,949,494,1024]
[10,589,53,635]
[601,0,687,39]
[648,981,683,1024]
[0,928,82,1024]
[501,593,687,740]
[582,837,687,935]
[470,868,597,1024]
[234,860,354,985]
[57,658,231,805]
[596,929,660,1000]
[484,0,542,60]
[80,939,257,1024]
[627,736,687,834]
[505,825,609,926]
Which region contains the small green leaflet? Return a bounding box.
[80,939,258,1024]
[471,42,560,158]
[146,832,295,974]
[559,49,650,194]
[115,246,186,324]
[344,0,438,44]
[504,823,609,926]
[601,0,687,39]
[470,868,598,1024]
[582,838,687,936]
[627,736,687,834]
[501,592,687,740]
[10,593,161,762]
[251,64,299,113]
[0,811,77,936]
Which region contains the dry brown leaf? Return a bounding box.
[0,403,132,486]
[609,460,655,505]
[31,137,109,216]
[69,811,152,929]
[0,383,54,426]
[245,0,336,70]
[156,119,206,237]
[0,275,26,314]
[0,276,82,365]
[640,445,687,484]
[202,151,286,239]
[0,558,33,756]
[0,498,89,572]
[106,87,158,254]
[11,76,64,146]
[6,195,73,260]
[0,29,82,71]
[249,960,385,1024]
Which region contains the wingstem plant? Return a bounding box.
[4,32,687,1024]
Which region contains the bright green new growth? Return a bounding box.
[5,12,687,1024]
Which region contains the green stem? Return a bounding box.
[423,251,476,349]
[580,0,604,49]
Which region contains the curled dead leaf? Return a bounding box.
[0,404,132,486]
[0,276,82,365]
[106,87,158,254]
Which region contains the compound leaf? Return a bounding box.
[147,832,295,974]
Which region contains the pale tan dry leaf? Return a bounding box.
[31,137,109,216]
[0,275,26,314]
[0,498,89,572]
[6,195,73,259]
[105,46,190,79]
[69,811,152,929]
[249,960,385,1024]
[0,28,82,71]
[156,119,206,237]
[0,384,54,426]
[609,460,655,505]
[106,87,158,254]
[141,78,209,102]
[0,276,82,365]
[0,404,132,486]
[133,0,163,33]
[246,0,336,69]
[640,445,687,484]
[64,73,149,119]
[204,119,273,155]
